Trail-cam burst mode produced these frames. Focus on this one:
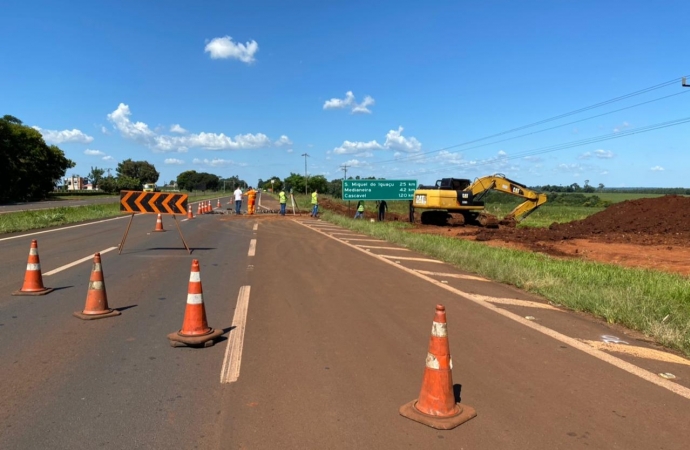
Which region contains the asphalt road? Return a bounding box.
[1,206,689,449]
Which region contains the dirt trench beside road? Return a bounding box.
[323,195,690,276]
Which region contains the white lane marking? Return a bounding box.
[43,247,118,276]
[474,295,559,310]
[330,232,366,236]
[583,341,690,367]
[0,217,128,242]
[340,238,385,242]
[354,245,410,251]
[415,270,488,282]
[248,239,257,256]
[253,223,258,231]
[379,255,444,263]
[293,220,690,401]
[221,286,251,384]
[181,218,189,222]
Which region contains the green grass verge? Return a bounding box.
[321,211,690,357]
[0,193,231,234]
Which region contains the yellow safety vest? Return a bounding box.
[279,192,286,203]
[357,203,364,212]
[311,192,317,204]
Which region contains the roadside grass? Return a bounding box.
[0,192,231,234]
[321,211,690,357]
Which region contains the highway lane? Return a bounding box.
[1,213,689,449]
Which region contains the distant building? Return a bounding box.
[65,175,92,191]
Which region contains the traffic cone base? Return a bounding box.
[399,400,476,430]
[167,328,222,347]
[73,309,121,320]
[12,287,54,296]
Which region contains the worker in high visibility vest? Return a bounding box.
[279,190,287,216]
[310,190,318,217]
[354,200,364,219]
[247,187,257,215]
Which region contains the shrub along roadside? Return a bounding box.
[321,211,690,357]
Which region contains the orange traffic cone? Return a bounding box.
[167,259,222,347]
[399,304,476,429]
[153,213,166,232]
[187,205,194,219]
[13,240,53,296]
[216,199,221,209]
[197,202,202,215]
[73,253,120,320]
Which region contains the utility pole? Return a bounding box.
[683,77,690,87]
[301,153,310,195]
[340,164,349,180]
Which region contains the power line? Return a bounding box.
[399,115,690,177]
[340,75,688,171]
[340,164,350,180]
[301,153,310,195]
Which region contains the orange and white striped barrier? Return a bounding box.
[73,253,120,320]
[153,213,166,232]
[168,259,222,347]
[13,240,53,296]
[399,304,476,429]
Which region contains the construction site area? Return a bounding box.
[319,195,690,276]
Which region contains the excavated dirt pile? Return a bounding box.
[474,195,690,246]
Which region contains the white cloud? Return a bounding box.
[579,152,592,160]
[613,121,630,133]
[344,159,370,168]
[164,158,185,165]
[102,156,114,161]
[355,151,374,158]
[651,166,664,171]
[204,36,258,63]
[498,150,507,156]
[523,155,542,162]
[323,91,376,114]
[286,148,294,153]
[274,135,292,147]
[192,158,247,167]
[100,126,110,135]
[107,103,280,153]
[594,149,614,159]
[170,124,187,134]
[600,170,609,175]
[333,126,421,154]
[32,126,94,144]
[84,149,105,156]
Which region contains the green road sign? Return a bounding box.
[342,179,418,201]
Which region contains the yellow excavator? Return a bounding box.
[412,173,547,227]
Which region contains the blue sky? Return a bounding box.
[2,0,689,188]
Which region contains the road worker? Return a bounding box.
[247,187,257,215]
[310,190,319,217]
[279,189,287,216]
[354,200,364,219]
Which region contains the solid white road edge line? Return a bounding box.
[43,247,118,276]
[0,216,128,242]
[221,286,251,384]
[292,219,690,401]
[248,239,257,256]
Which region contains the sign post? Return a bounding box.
[342,179,417,201]
[118,191,190,254]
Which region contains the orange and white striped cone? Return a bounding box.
[399,304,476,429]
[216,199,221,209]
[203,201,208,214]
[187,205,194,219]
[73,253,120,320]
[197,202,202,215]
[13,240,53,296]
[153,213,166,232]
[167,259,222,347]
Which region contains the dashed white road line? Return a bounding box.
[0,216,128,242]
[43,247,118,276]
[293,219,690,401]
[354,245,410,251]
[253,223,258,231]
[415,270,488,282]
[248,239,257,256]
[379,255,444,263]
[221,286,251,384]
[340,238,385,242]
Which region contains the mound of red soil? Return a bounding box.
[474,195,690,247]
[320,198,407,222]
